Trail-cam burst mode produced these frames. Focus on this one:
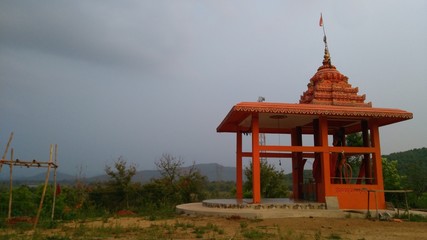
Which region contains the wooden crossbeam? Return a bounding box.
[0,159,58,168]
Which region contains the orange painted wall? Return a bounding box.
[329,184,386,209]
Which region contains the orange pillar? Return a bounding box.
[296,127,304,199]
[319,117,331,203]
[370,120,383,186]
[362,120,371,184]
[370,119,386,209]
[291,128,299,200]
[236,131,243,200]
[291,127,303,200]
[251,113,261,203]
[313,119,322,200]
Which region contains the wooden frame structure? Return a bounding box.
[365,189,413,220]
[0,132,58,229]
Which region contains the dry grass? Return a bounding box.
[1,215,427,240]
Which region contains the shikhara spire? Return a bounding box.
[298,14,372,107]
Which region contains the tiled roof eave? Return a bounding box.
[233,102,413,119]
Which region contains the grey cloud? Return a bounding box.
[0,1,425,176]
[0,1,188,73]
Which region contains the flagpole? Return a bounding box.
[320,13,331,65]
[321,13,326,35]
[320,13,328,52]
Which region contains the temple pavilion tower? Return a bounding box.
[217,36,413,209]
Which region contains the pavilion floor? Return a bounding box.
[176,200,361,219]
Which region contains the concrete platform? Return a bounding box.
[177,199,427,219]
[176,198,364,219]
[176,202,364,219]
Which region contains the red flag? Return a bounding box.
[56,183,61,196]
[319,14,323,27]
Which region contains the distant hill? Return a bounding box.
[0,163,236,184]
[382,147,427,178]
[87,169,162,183]
[5,147,425,185]
[0,170,75,184]
[186,163,236,182]
[86,163,236,183]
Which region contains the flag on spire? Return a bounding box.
[319,13,323,27]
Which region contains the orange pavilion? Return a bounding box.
[217,40,413,209]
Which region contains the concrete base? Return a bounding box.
[176,202,365,219]
[325,196,340,210]
[177,199,427,219]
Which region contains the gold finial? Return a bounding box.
[323,43,331,66]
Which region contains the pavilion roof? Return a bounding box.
[216,102,413,134]
[217,36,413,134]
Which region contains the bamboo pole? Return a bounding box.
[1,132,14,172]
[51,144,58,220]
[2,132,14,160]
[8,148,14,219]
[33,144,53,231]
[405,191,410,220]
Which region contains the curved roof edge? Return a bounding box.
[217,102,413,133]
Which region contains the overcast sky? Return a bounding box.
[1,1,426,177]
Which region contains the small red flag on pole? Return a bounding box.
[319,13,323,27]
[56,183,61,196]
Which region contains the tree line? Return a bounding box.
[382,147,427,208]
[0,153,287,221]
[0,143,425,222]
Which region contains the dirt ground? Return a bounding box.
[59,215,427,240]
[3,214,426,239]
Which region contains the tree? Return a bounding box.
[382,157,406,207]
[155,153,184,184]
[345,132,364,178]
[403,158,427,200]
[105,156,137,209]
[140,179,175,209]
[177,163,208,202]
[243,160,289,198]
[383,148,427,205]
[152,154,208,205]
[346,132,363,147]
[382,158,403,190]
